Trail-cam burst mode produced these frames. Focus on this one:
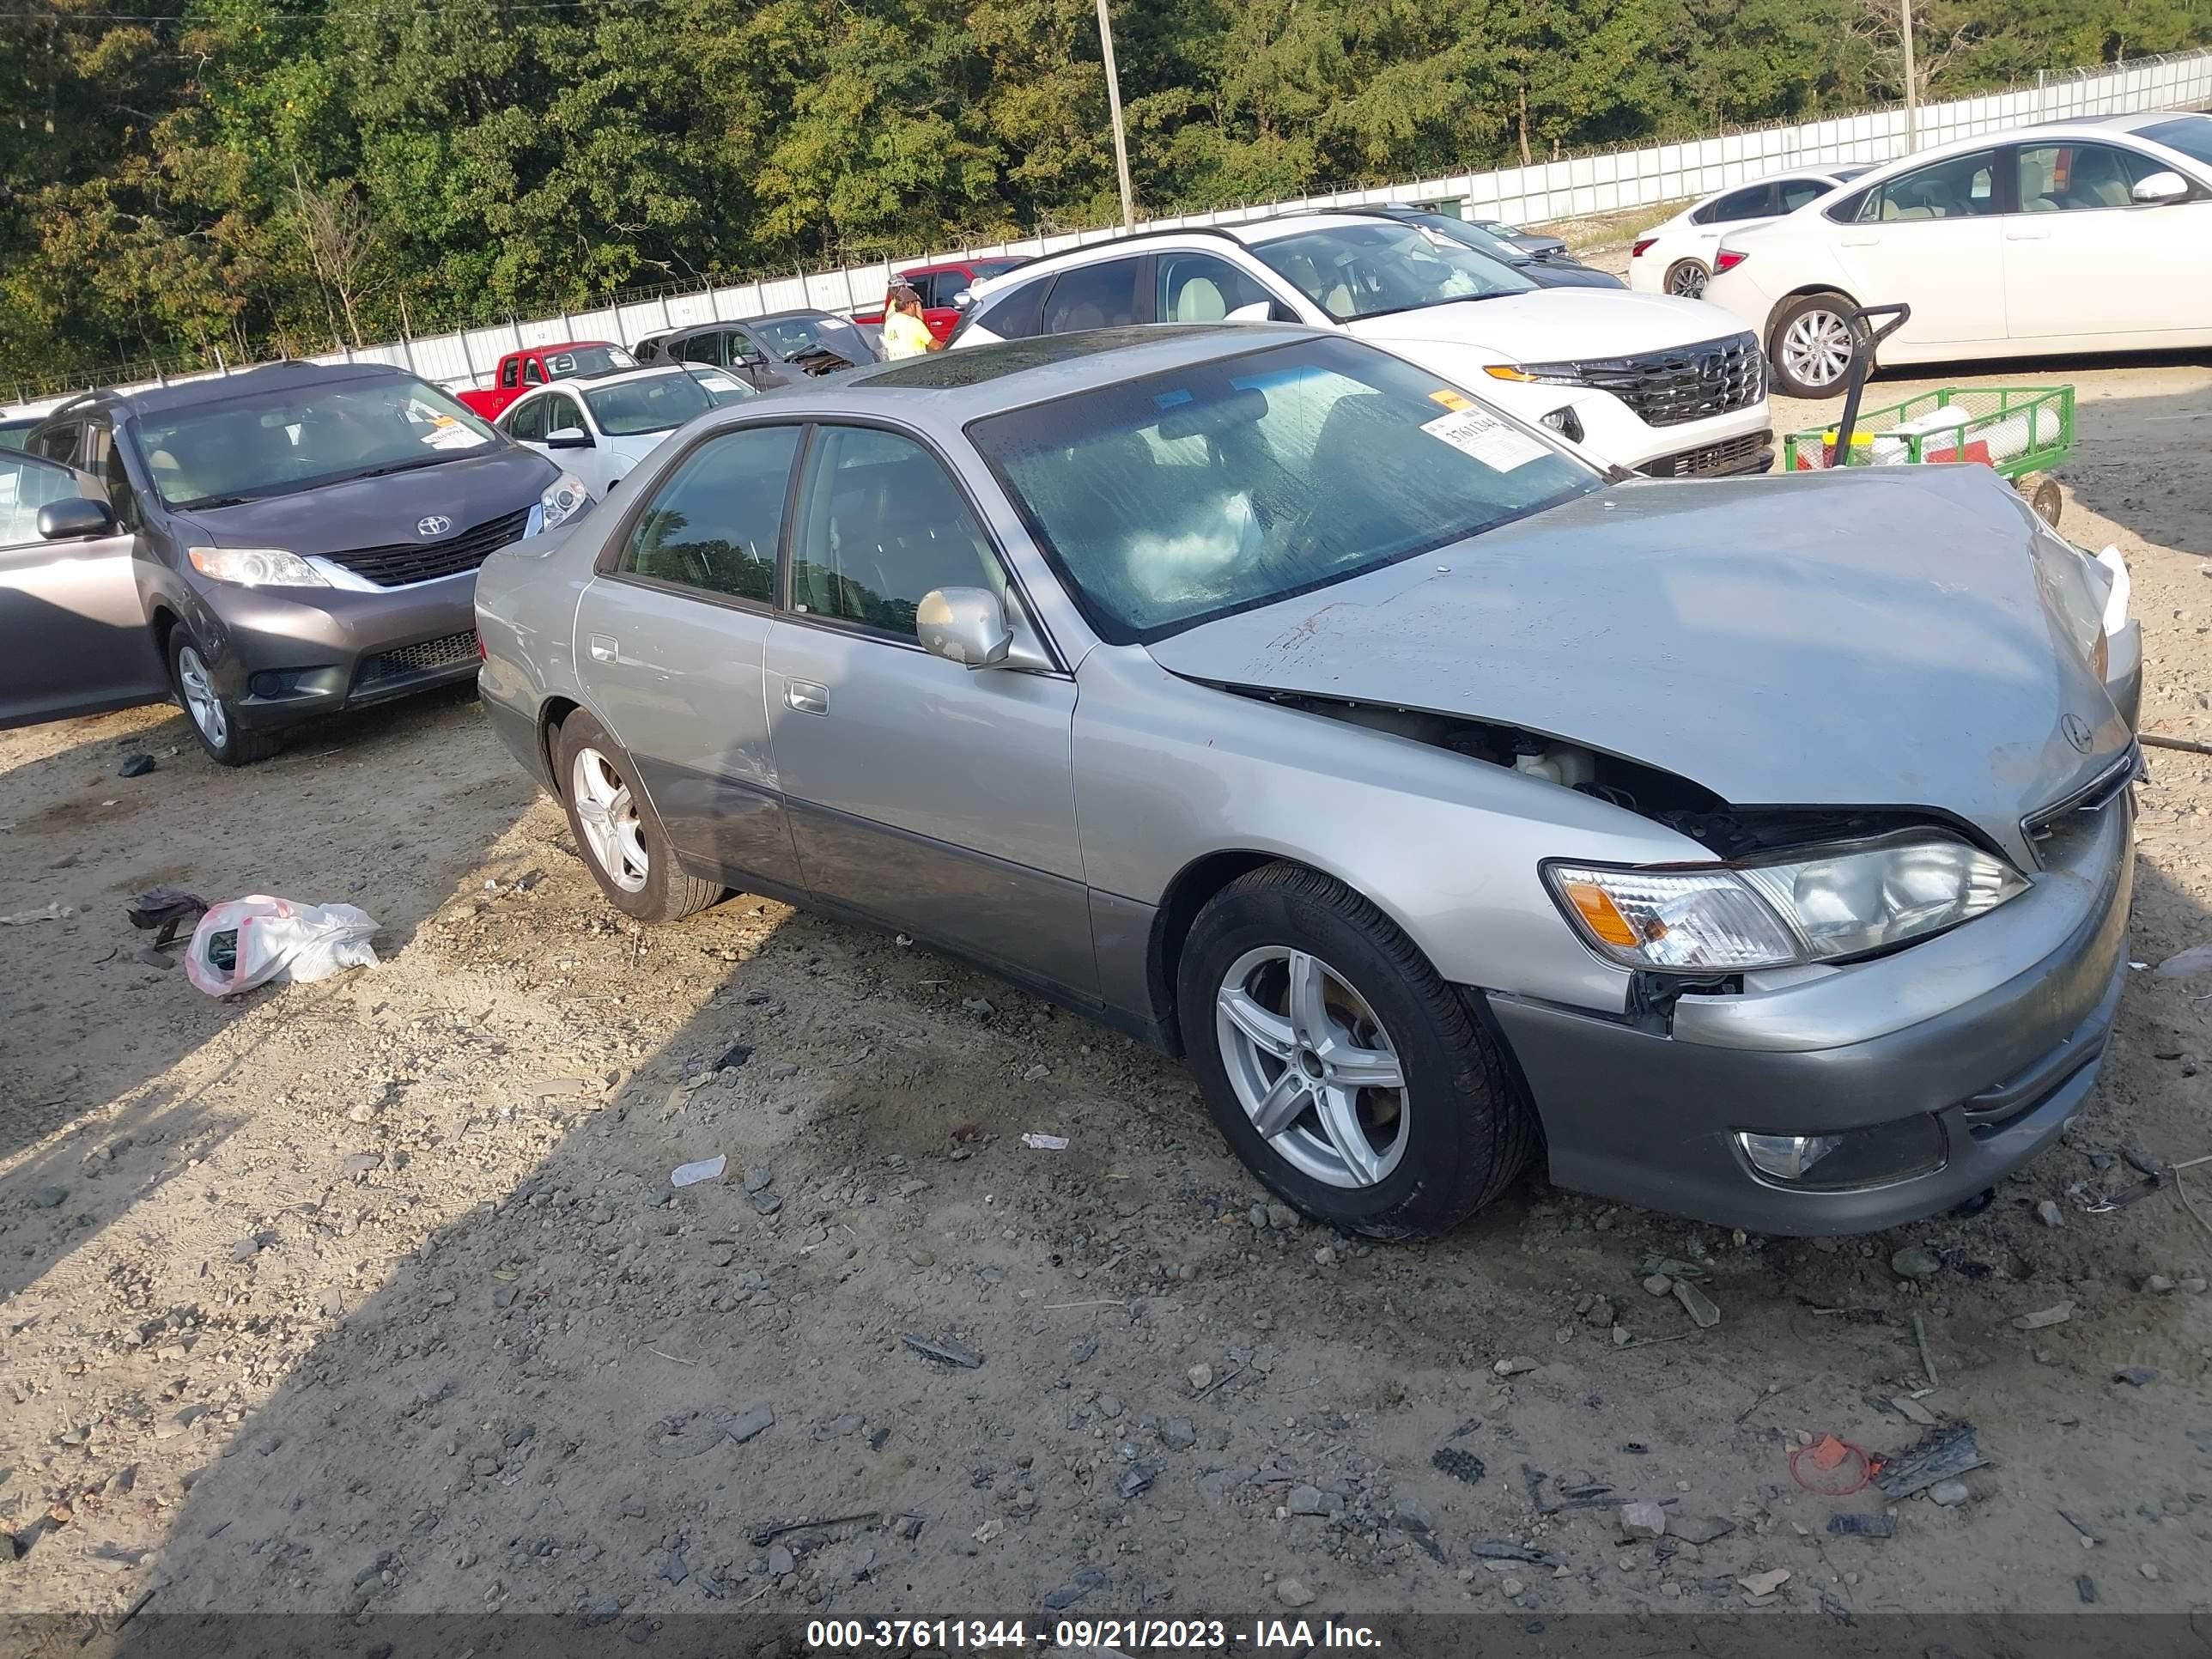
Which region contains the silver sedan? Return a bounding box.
[475,324,2140,1238]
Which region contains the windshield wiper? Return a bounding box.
[348,453,471,482]
[177,494,252,510]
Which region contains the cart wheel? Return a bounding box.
[2014,471,2063,529]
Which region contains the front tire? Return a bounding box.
[1176,862,1536,1239]
[169,630,281,766]
[552,710,722,923]
[1767,292,1863,398]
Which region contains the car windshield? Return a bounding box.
[2139,114,2212,167]
[1249,222,1532,321]
[132,376,500,509]
[584,369,751,436]
[968,336,1595,643]
[1392,214,1532,265]
[544,344,635,378]
[752,314,878,364]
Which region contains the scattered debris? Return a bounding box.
[1019,1133,1069,1151]
[2151,944,2212,979]
[1620,1502,1667,1540]
[1738,1568,1790,1597]
[1273,1578,1316,1608]
[1889,1395,1939,1427]
[1790,1434,1873,1496]
[670,1155,726,1188]
[746,1511,879,1547]
[117,753,155,778]
[1929,1480,1972,1507]
[126,885,206,945]
[1672,1279,1721,1328]
[1890,1246,1941,1281]
[1912,1311,1940,1389]
[2013,1303,2074,1330]
[1468,1540,1549,1564]
[901,1333,984,1369]
[1877,1422,1990,1500]
[1641,1274,1673,1297]
[714,1043,752,1071]
[2057,1509,2100,1546]
[2035,1199,2064,1229]
[1431,1448,1486,1486]
[1044,1569,1109,1609]
[1493,1355,1540,1376]
[2076,1575,2098,1604]
[2112,1366,2157,1388]
[1826,1513,1895,1539]
[1187,1364,1212,1392]
[1669,1515,1735,1546]
[0,902,74,926]
[185,896,379,994]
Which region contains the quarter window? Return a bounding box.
[2015,143,2160,211]
[1040,258,1143,335]
[973,279,1048,341]
[788,427,1003,638]
[615,424,800,604]
[1698,184,1775,224]
[1851,150,2001,221]
[1778,178,1831,211]
[29,423,79,465]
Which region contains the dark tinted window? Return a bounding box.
[501,396,550,443]
[500,359,520,389]
[973,278,1048,341]
[542,344,635,377]
[615,424,799,603]
[1155,252,1279,323]
[1778,178,1831,211]
[789,427,1001,637]
[522,359,546,386]
[29,422,79,465]
[1851,149,2001,221]
[1698,184,1775,224]
[674,332,724,367]
[2138,114,2212,167]
[1041,258,1143,334]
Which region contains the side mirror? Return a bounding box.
[38,496,118,540]
[1224,301,1273,323]
[2132,170,2190,205]
[547,427,593,449]
[951,288,975,308]
[916,586,1012,669]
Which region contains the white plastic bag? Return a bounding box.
[185,896,380,997]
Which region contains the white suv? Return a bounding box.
[951,213,1774,477]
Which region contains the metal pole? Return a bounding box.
[1900,0,1917,153]
[1096,0,1135,227]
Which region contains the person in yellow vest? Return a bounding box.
[879,281,943,360]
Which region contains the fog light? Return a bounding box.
[1540,405,1585,444]
[1738,1132,1844,1181]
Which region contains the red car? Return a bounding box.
[457,341,636,420]
[852,259,1029,343]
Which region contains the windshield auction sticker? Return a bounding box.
[1419,406,1550,471]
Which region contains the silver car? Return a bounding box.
[476,324,2141,1239]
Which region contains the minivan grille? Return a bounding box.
[322,506,533,587]
[1537,333,1765,428]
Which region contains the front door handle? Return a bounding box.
[785,679,830,715]
[587,635,618,663]
[1839,234,1880,246]
[2004,227,2051,240]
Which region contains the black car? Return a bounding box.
[1354,206,1624,289]
[4,362,589,760]
[633,308,879,389]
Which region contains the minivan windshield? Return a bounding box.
[969,336,1595,643]
[1250,222,1534,321]
[584,368,753,436]
[132,375,501,509]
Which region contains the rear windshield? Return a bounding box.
[1249,222,1532,321]
[968,335,1594,643]
[585,369,752,435]
[131,376,501,510]
[752,314,879,365]
[544,344,635,378]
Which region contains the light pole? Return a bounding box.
[1096,0,1135,227]
[1900,0,1917,151]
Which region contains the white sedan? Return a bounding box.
[495,364,755,495]
[1705,111,2212,398]
[1628,167,1866,297]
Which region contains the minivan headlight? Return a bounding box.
[187,545,329,587]
[1546,833,2028,972]
[530,471,592,534]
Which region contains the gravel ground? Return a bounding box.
[2,350,2209,1650]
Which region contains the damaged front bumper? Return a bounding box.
[1487,791,2133,1236]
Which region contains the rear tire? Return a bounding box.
[2014,471,2063,528]
[552,710,723,923]
[1665,258,1710,298]
[1767,292,1864,399]
[1176,862,1537,1239]
[168,629,281,766]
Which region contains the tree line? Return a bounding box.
[2,0,2204,388]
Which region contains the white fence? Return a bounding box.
[9,48,2209,420]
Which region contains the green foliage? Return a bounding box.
[1,0,2203,385]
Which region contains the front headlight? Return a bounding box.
[187,546,330,587]
[1547,832,2029,973]
[531,471,592,534]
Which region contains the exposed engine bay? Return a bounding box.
[1267,693,1963,860]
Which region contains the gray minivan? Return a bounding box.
[3,362,592,762]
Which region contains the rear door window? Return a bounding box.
[1853,150,2002,221]
[612,424,801,604]
[1040,258,1144,335]
[1696,184,1777,224]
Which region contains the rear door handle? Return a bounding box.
[2004,228,2051,240]
[785,679,830,715]
[587,635,618,663]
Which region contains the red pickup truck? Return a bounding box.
[851,260,1030,343]
[459,341,636,420]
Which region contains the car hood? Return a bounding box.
[1343,288,1750,362]
[1521,262,1627,290]
[175,444,557,556]
[1142,467,2129,862]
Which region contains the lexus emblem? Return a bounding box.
[416,514,453,538]
[2062,713,2094,754]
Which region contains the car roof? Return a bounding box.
[713,323,1316,422]
[527,339,618,355]
[1833,112,2210,183]
[61,360,410,419]
[511,362,729,396]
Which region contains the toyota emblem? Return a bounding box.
[2061,712,2094,754]
[416,514,453,538]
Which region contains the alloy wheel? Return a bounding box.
[1780,307,1855,390]
[176,645,228,749]
[1214,945,1410,1189]
[1667,261,1709,298]
[569,746,650,894]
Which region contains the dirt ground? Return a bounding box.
[3,348,2210,1650]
